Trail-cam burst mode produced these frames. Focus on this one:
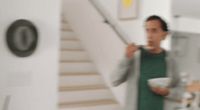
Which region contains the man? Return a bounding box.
[110,15,180,110]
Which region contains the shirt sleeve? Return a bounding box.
[110,54,134,87]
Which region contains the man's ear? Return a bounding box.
[162,32,168,40]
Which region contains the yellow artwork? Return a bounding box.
[119,0,137,19]
[122,0,133,8]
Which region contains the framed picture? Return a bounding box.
[118,0,138,20]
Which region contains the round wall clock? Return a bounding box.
[6,19,38,57]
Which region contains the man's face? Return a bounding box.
[145,20,168,49]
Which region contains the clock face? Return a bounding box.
[6,19,38,57]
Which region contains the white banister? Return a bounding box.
[2,95,11,110]
[88,0,131,45]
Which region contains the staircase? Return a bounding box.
[58,15,121,110]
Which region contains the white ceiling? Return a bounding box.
[172,0,200,18]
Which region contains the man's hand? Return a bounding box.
[186,81,200,92]
[126,43,139,59]
[151,87,170,96]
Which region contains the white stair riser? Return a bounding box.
[59,89,113,103]
[59,75,103,87]
[61,32,77,40]
[60,63,96,73]
[59,104,121,110]
[60,51,89,61]
[61,41,82,50]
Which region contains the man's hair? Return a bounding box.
[145,15,169,32]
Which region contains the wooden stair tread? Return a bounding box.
[61,48,84,51]
[60,72,98,76]
[60,60,91,63]
[62,27,73,31]
[59,84,107,92]
[61,29,73,32]
[59,99,117,108]
[61,38,79,41]
[61,20,68,23]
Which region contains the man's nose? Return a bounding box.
[147,35,153,40]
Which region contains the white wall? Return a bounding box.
[171,0,200,34]
[63,0,172,106]
[172,17,200,34]
[0,0,60,110]
[172,0,200,19]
